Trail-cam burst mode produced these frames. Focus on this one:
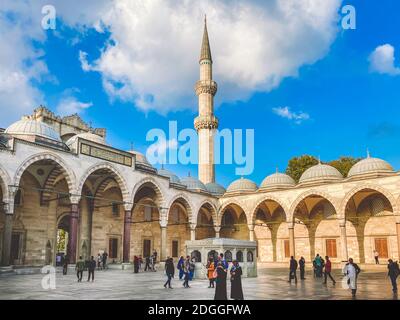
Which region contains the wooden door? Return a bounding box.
[374,238,388,258]
[284,240,290,258]
[326,239,337,258]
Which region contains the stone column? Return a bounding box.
[160,220,168,262]
[248,224,255,241]
[339,219,348,262]
[214,226,221,239]
[288,222,295,258]
[123,209,132,263]
[190,223,196,241]
[67,199,80,264]
[1,199,14,266]
[396,221,400,261]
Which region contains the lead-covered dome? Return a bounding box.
[261,172,296,189]
[5,119,61,142]
[158,168,181,184]
[299,163,343,184]
[205,182,226,196]
[66,132,106,146]
[226,177,258,193]
[348,156,394,178]
[181,175,207,192]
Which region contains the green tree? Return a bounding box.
[285,155,319,182]
[57,229,67,253]
[328,156,361,177]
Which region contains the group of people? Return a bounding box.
[163,253,244,300]
[96,252,108,270]
[133,251,158,273]
[75,256,97,282]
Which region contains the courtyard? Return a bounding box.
[0,267,397,300]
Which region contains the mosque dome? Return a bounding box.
[348,156,394,178]
[205,182,226,196]
[226,177,258,193]
[261,172,296,189]
[66,132,106,146]
[5,119,61,142]
[299,163,343,184]
[158,168,181,184]
[181,175,207,192]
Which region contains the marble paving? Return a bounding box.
[0,267,397,300]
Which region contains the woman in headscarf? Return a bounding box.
[230,260,244,300]
[206,258,215,288]
[214,261,227,300]
[177,256,185,280]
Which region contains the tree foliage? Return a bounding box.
[328,156,361,177]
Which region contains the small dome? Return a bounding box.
[181,176,207,192]
[158,168,181,184]
[128,151,151,165]
[348,156,394,178]
[299,163,343,184]
[66,132,106,146]
[261,172,296,189]
[5,119,61,142]
[205,182,226,196]
[227,177,258,193]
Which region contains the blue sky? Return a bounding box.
[1,0,400,187]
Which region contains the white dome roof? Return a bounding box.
[261,172,296,189]
[227,177,258,193]
[66,132,106,146]
[158,168,181,184]
[205,182,226,196]
[299,163,343,184]
[5,119,61,142]
[348,157,394,178]
[181,176,207,192]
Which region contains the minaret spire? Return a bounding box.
[195,17,218,184]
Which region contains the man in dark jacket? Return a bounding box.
[164,257,175,289]
[144,256,151,271]
[299,256,306,280]
[288,256,298,284]
[323,256,336,284]
[388,259,400,294]
[87,256,96,282]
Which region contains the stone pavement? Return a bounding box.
[0,267,397,300]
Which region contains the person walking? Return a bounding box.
[214,262,228,300]
[343,258,361,298]
[230,260,244,300]
[75,256,85,282]
[97,253,102,270]
[299,256,306,280]
[164,257,175,289]
[314,254,322,278]
[144,256,151,271]
[323,256,336,285]
[288,256,298,284]
[177,256,184,280]
[102,251,108,270]
[62,255,69,275]
[133,256,139,274]
[207,258,215,288]
[87,256,96,282]
[387,259,400,294]
[189,257,195,280]
[138,255,143,272]
[374,250,380,264]
[183,256,191,288]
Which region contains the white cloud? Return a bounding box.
[369,44,400,76]
[77,0,342,113]
[56,96,93,116]
[272,106,310,124]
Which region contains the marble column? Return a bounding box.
[288,223,295,257]
[123,209,132,263]
[339,219,348,262]
[160,220,167,261]
[1,208,13,266]
[249,224,255,241]
[67,202,80,264]
[190,223,196,241]
[214,226,221,239]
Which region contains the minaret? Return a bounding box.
[195,16,218,184]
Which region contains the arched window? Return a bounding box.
[225,250,232,262]
[247,250,254,262]
[208,250,218,261]
[191,250,201,262]
[236,250,243,262]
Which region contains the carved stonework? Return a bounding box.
[195,80,218,96]
[194,115,219,131]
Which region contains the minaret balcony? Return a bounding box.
[194,115,219,131]
[195,80,218,96]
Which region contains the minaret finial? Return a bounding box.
[200,14,212,62]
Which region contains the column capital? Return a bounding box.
[190,223,197,231]
[214,226,221,232]
[160,219,168,228]
[287,221,294,229]
[124,203,133,212]
[248,223,255,231]
[339,218,346,228]
[70,195,81,205]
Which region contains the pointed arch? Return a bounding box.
[195,199,218,227]
[250,195,289,225]
[0,164,11,202]
[77,162,130,204]
[166,193,194,223]
[13,152,76,193]
[218,201,247,227]
[131,176,165,208]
